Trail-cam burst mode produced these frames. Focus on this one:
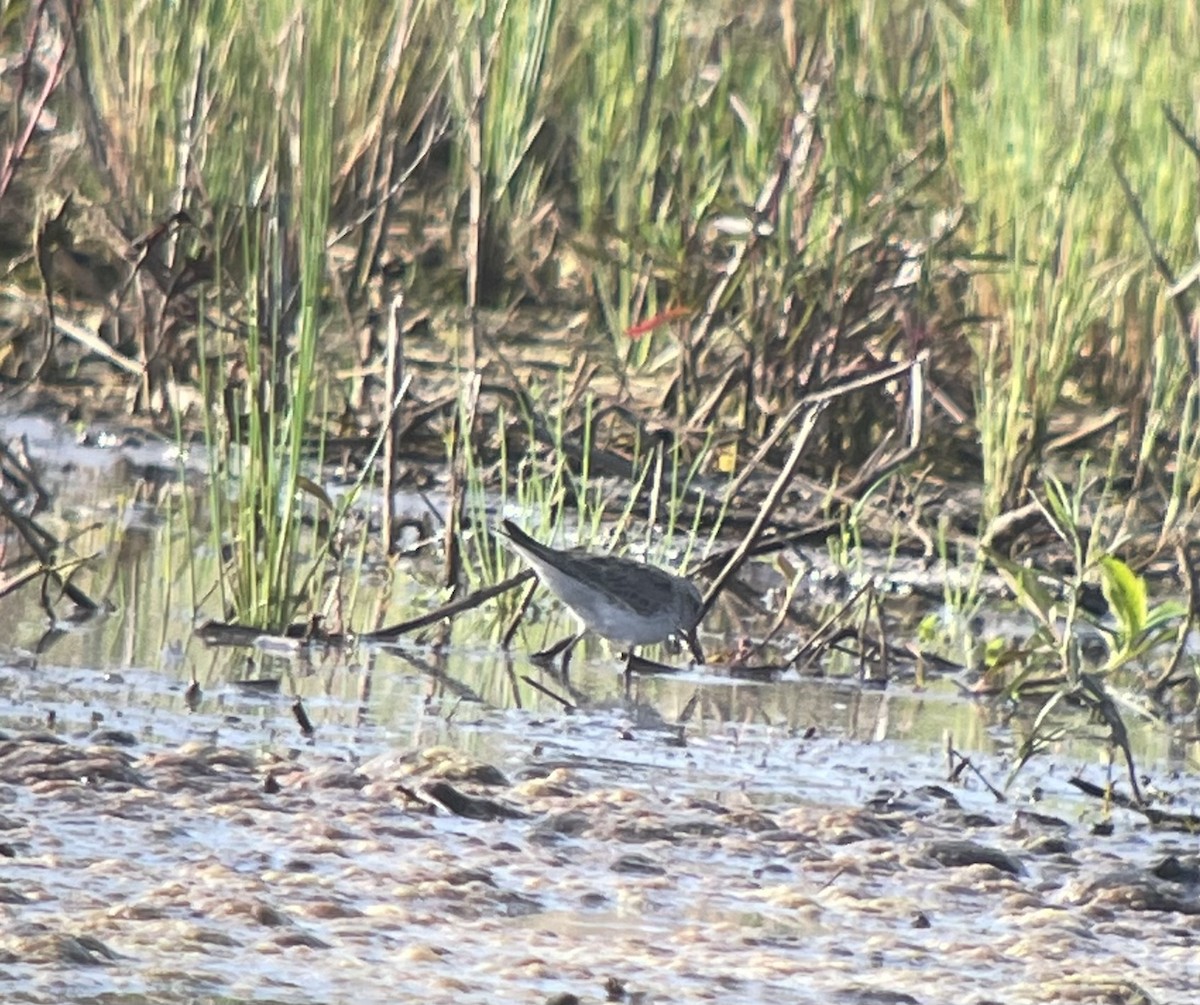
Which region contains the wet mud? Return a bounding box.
[2,724,1197,1004]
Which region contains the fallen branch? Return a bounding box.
[364,570,533,641]
[0,491,98,612]
[1070,776,1200,833]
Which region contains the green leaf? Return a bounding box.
[1099,555,1146,641]
[1040,475,1076,549]
[1144,600,1188,634]
[986,548,1058,628]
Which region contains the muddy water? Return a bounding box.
[2,414,1200,1002]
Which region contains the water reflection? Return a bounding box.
[1,418,1198,788]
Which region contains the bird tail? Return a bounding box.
[497,519,553,559]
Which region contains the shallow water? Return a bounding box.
[3,411,1200,1003]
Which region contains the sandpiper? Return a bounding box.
[498,519,706,665]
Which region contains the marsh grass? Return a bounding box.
[447,0,561,305]
[119,0,372,631]
[567,0,703,349]
[29,0,1198,530]
[941,1,1200,530]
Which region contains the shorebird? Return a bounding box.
[498,519,706,668]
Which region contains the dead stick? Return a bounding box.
[442,371,481,595]
[382,294,405,555]
[1163,102,1200,162]
[1111,150,1197,381]
[520,675,575,711]
[0,562,44,601]
[0,492,97,611]
[363,570,533,641]
[789,581,872,672]
[699,403,825,618]
[502,577,539,649]
[720,356,915,513]
[947,746,1006,803]
[1068,776,1137,809]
